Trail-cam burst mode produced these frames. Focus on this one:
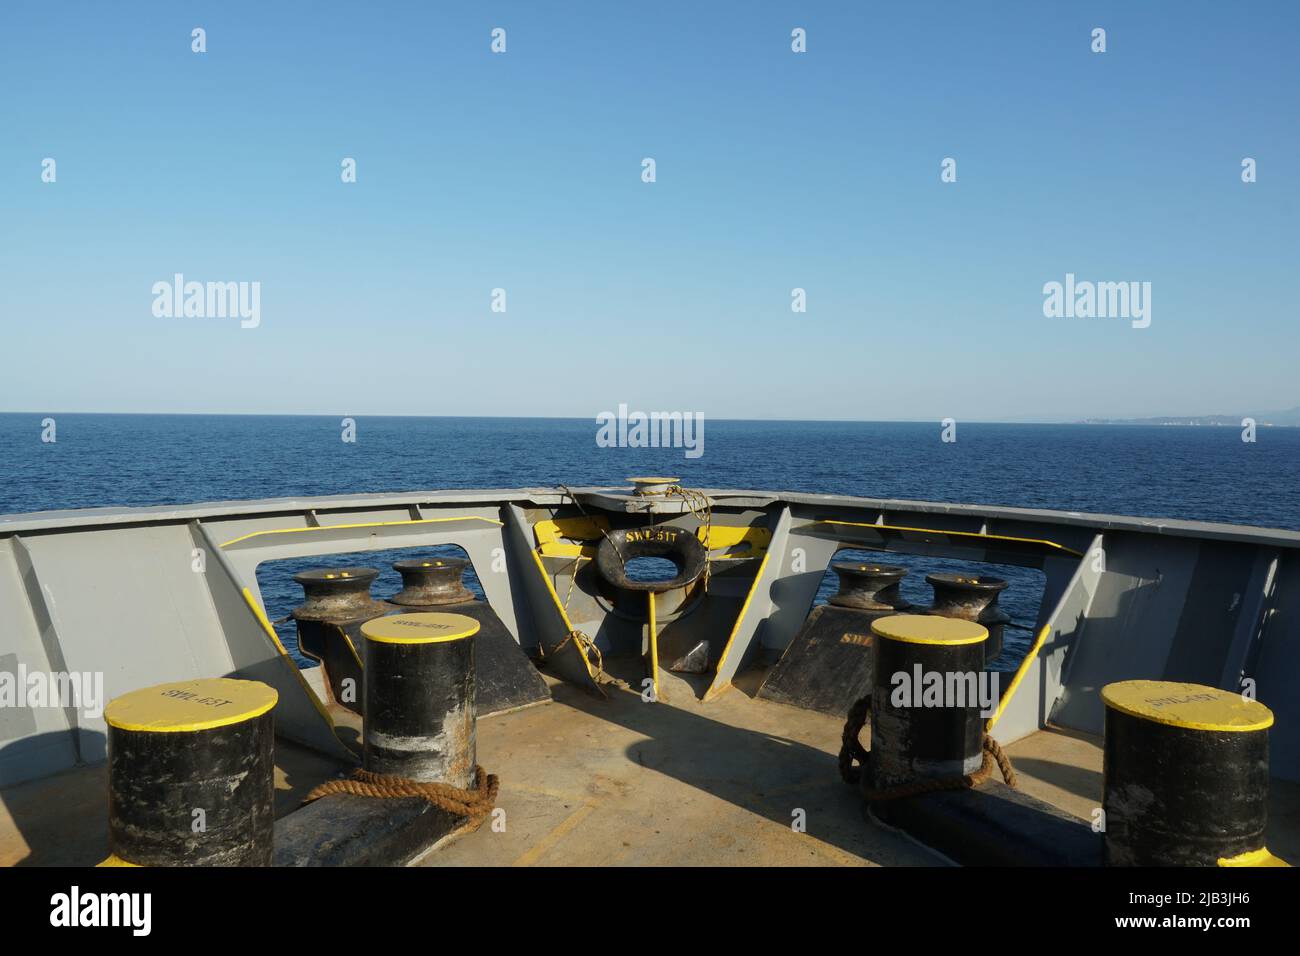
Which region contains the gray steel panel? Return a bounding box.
[16,525,236,760]
[1051,532,1196,733]
[1253,552,1300,782]
[992,540,1099,744]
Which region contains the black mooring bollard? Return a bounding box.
[292,567,389,712]
[1102,680,1288,867]
[924,573,1010,663]
[361,612,480,787]
[390,558,473,606]
[866,614,988,797]
[828,563,911,610]
[103,677,278,866]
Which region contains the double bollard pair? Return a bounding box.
[292,559,475,713]
[858,613,1286,867]
[828,563,1012,661]
[101,611,481,866]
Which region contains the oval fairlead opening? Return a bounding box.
[595,526,707,592]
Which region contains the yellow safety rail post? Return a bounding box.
[648,592,661,703]
[985,623,1051,732]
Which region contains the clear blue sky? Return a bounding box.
[2,2,1296,421]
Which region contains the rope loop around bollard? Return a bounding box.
[838,695,873,785]
[305,765,501,826]
[837,694,1018,799]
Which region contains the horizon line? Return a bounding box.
[0,410,1285,427]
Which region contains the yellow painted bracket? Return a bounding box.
[220,515,503,550]
[537,516,769,563]
[241,587,341,733]
[705,549,772,701]
[809,520,1084,558]
[986,623,1051,732]
[527,549,604,695]
[534,516,610,558]
[701,525,771,560]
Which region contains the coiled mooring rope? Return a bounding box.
[837,695,874,785]
[663,484,713,593]
[530,486,615,690]
[557,483,627,571]
[304,765,500,825]
[547,627,613,685]
[837,694,1018,799]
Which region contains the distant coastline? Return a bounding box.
[1079,407,1300,427]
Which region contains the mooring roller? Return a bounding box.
[923,573,1010,663]
[102,677,278,866]
[1101,680,1289,867]
[829,562,912,611]
[292,567,387,622]
[390,557,473,606]
[291,566,390,713]
[628,476,680,496]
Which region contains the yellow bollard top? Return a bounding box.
[105,677,278,733]
[1101,680,1273,732]
[870,614,988,646]
[361,612,480,645]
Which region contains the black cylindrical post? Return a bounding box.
[1102,680,1283,867]
[390,558,473,606]
[866,614,988,796]
[104,677,277,866]
[828,562,911,611]
[925,573,1010,662]
[361,612,480,787]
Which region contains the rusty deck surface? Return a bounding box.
[424,671,1300,866]
[3,666,1297,867]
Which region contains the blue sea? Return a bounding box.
[3,414,1298,670]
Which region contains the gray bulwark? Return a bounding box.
[1,485,1298,786]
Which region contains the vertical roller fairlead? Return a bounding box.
[1101,680,1288,867]
[866,614,989,796]
[103,677,278,866]
[292,567,390,712]
[924,573,1010,663]
[361,612,481,788]
[829,563,912,611]
[391,558,473,606]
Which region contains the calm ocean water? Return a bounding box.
[3,414,1298,670]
